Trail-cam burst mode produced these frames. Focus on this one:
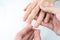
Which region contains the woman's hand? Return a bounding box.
[23,0,51,28]
[15,23,41,40]
[23,0,60,36]
[23,0,39,22]
[40,6,60,21]
[40,6,60,35]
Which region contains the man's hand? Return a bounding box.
[15,23,41,40]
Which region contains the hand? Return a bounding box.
[23,0,60,35]
[23,0,39,22]
[15,23,41,40]
[23,0,51,28]
[40,6,60,35]
[40,6,60,21]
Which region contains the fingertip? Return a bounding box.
[25,22,32,28]
[34,23,39,28]
[24,3,31,11]
[23,7,27,11]
[44,13,51,23]
[24,8,26,11]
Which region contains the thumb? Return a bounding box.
[40,5,58,14]
[34,29,41,40]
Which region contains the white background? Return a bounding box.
[0,0,60,40]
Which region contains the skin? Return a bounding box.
[40,6,60,21]
[42,15,60,35]
[23,0,39,22]
[23,0,51,27]
[15,23,41,40]
[40,6,60,35]
[23,0,60,35]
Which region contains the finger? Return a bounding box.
[34,16,38,20]
[15,35,22,40]
[26,5,40,23]
[23,3,35,21]
[52,16,59,33]
[52,16,60,35]
[23,0,39,21]
[41,14,54,30]
[44,13,51,23]
[34,9,41,20]
[41,21,53,30]
[40,6,58,14]
[20,23,33,36]
[24,3,31,11]
[23,31,34,40]
[34,29,41,40]
[24,0,39,11]
[47,15,54,30]
[28,33,34,40]
[34,11,45,28]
